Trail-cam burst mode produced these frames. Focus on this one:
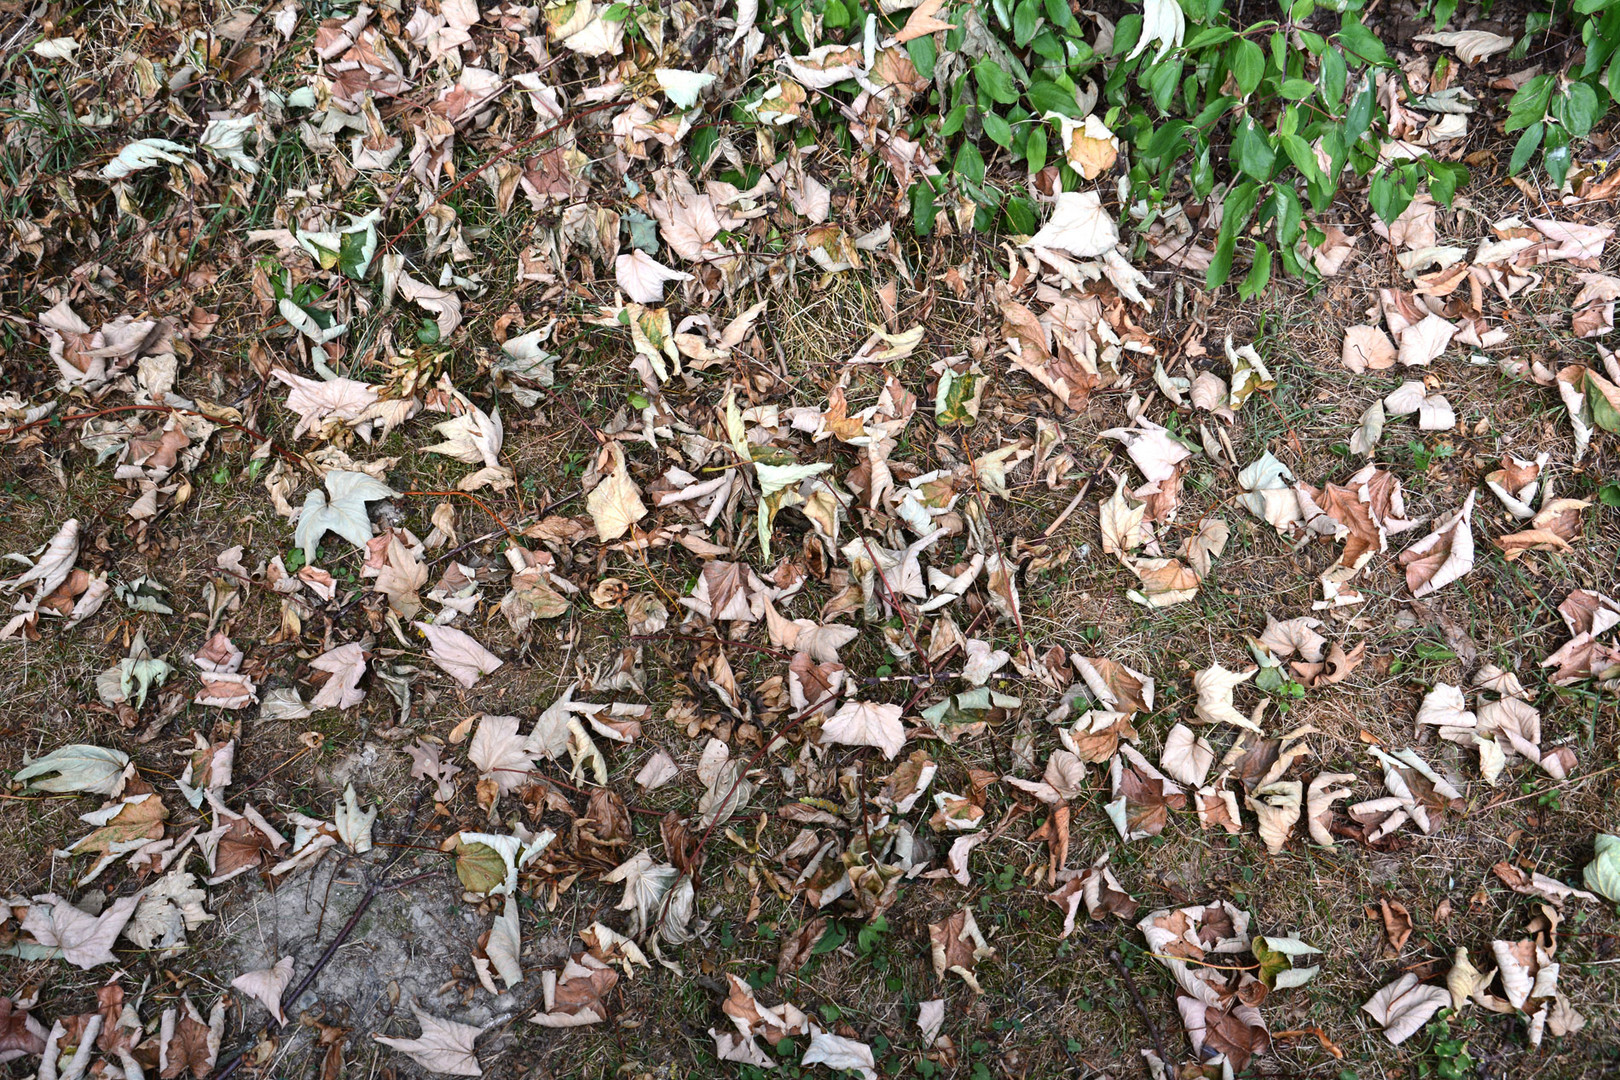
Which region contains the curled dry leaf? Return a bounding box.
[1193,663,1259,732]
[1341,325,1396,372]
[1399,491,1475,597]
[1362,974,1450,1045]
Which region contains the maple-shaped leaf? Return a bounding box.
[1099,417,1191,485]
[1072,655,1154,714]
[1160,723,1215,786]
[271,369,379,438]
[232,956,294,1023]
[0,517,79,609]
[601,849,679,936]
[1341,325,1396,372]
[1099,475,1147,557]
[683,560,758,622]
[1246,779,1301,854]
[821,701,906,759]
[14,744,131,796]
[415,622,502,688]
[309,642,368,710]
[374,1004,484,1076]
[1362,974,1450,1045]
[1106,746,1187,841]
[1046,853,1137,936]
[1305,772,1357,847]
[294,471,398,564]
[615,250,692,304]
[1023,190,1118,258]
[466,714,537,794]
[407,740,462,802]
[20,892,143,969]
[0,996,46,1061]
[928,908,995,993]
[1193,663,1259,732]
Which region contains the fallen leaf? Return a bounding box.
[1341,326,1396,372]
[1362,974,1450,1044]
[14,744,131,796]
[232,957,294,1023]
[374,1004,484,1075]
[415,622,503,688]
[20,893,143,969]
[295,471,399,564]
[821,700,906,759]
[586,444,647,541]
[1399,491,1475,597]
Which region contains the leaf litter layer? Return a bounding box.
[1,1,1619,1079]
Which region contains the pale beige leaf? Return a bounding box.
[1341,325,1396,372]
[1362,974,1450,1044]
[374,1005,483,1076]
[415,622,503,688]
[822,701,906,759]
[586,445,647,541]
[232,957,294,1023]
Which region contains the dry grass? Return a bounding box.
[3,32,1620,1080]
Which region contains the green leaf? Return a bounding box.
[908,35,937,80]
[1433,0,1458,28]
[1184,26,1237,49]
[1112,14,1144,59]
[955,141,986,186]
[1031,28,1065,62]
[912,181,938,235]
[1587,369,1620,433]
[454,840,509,895]
[941,101,968,137]
[1280,133,1324,189]
[1003,196,1038,235]
[1027,78,1082,117]
[1207,180,1259,289]
[1560,82,1603,138]
[1576,0,1618,13]
[1599,483,1620,507]
[1509,122,1544,175]
[1013,0,1041,46]
[1586,834,1620,902]
[975,57,1020,104]
[601,2,630,20]
[1238,241,1272,299]
[1026,124,1049,173]
[1231,117,1276,180]
[1279,78,1316,101]
[1044,0,1081,29]
[1368,164,1418,225]
[1145,119,1190,159]
[1147,59,1183,112]
[1424,160,1468,207]
[1320,47,1347,104]
[1230,38,1265,96]
[1345,81,1375,144]
[1544,123,1573,188]
[1337,15,1389,66]
[1505,75,1555,133]
[983,111,1013,147]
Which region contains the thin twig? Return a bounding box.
[210,791,429,1080]
[1108,947,1169,1069]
